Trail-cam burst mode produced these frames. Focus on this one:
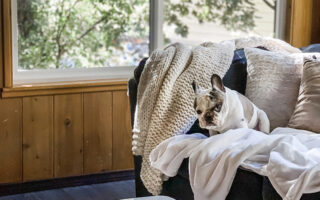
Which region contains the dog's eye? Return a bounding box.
[214,103,222,112]
[196,110,202,115]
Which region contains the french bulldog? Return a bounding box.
[192,74,270,136]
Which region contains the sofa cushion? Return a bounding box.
[288,56,320,133]
[222,47,268,95]
[301,44,320,53]
[222,48,247,95]
[244,47,302,130]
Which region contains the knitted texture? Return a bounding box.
[132,37,300,195]
[132,45,178,156]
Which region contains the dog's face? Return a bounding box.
[192,74,226,129]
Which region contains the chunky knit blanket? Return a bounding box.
[132,36,301,195]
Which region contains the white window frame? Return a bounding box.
[275,0,287,40]
[149,0,164,52]
[11,0,285,85]
[11,0,139,85]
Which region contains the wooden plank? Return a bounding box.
[112,91,133,170]
[2,79,128,98]
[285,0,292,43]
[0,98,22,183]
[83,92,112,174]
[0,0,4,88]
[23,96,53,181]
[2,85,127,99]
[311,0,320,44]
[289,0,313,47]
[12,79,128,90]
[3,0,12,88]
[54,94,83,178]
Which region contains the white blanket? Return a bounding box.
[150,128,320,200]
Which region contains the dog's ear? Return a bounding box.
[211,74,225,92]
[192,81,200,95]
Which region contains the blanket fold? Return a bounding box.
[150,128,320,200]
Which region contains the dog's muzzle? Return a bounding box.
[204,113,214,124]
[205,116,212,123]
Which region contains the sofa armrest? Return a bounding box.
[128,58,149,128]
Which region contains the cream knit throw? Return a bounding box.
[132,37,301,195]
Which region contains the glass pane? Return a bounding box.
[164,0,276,46]
[15,0,149,70]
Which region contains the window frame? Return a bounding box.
[275,0,287,40]
[1,0,297,91]
[3,0,13,88]
[11,0,145,85]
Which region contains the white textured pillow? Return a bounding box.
[244,47,302,130]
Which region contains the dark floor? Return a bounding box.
[0,180,135,200]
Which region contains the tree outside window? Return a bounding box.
[16,0,276,70]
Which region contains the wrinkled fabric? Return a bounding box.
[151,127,320,200]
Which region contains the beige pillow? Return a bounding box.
[288,57,320,133]
[244,48,302,130]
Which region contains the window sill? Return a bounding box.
[1,78,129,98]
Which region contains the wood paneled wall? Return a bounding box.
[23,96,53,181]
[0,99,22,183]
[288,0,320,47]
[0,90,133,184]
[83,92,113,174]
[311,0,320,44]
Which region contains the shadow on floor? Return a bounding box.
[0,180,135,200]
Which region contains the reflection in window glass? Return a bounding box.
[164,0,276,46]
[16,0,149,70]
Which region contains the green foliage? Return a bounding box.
[18,0,148,69]
[164,0,275,39]
[17,0,275,69]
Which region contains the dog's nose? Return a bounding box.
[205,115,212,122]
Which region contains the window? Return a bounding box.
[10,0,286,85]
[163,0,286,46]
[11,0,149,84]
